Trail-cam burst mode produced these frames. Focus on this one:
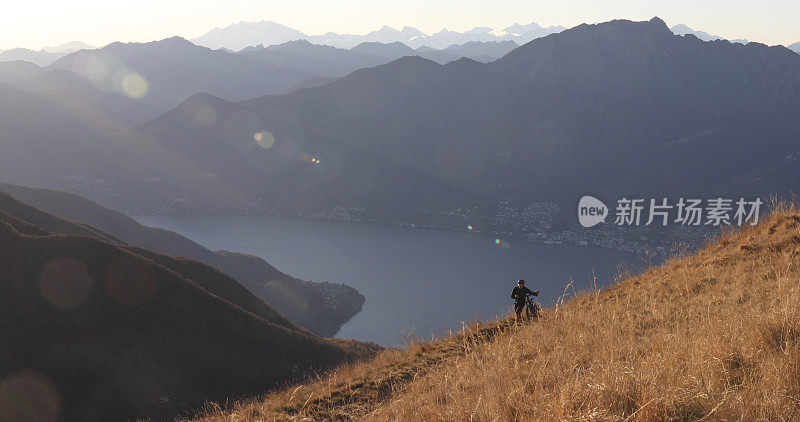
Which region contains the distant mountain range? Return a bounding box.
[191,20,565,51]
[790,41,800,53]
[4,17,797,238]
[42,41,95,53]
[0,41,94,66]
[191,20,771,53]
[190,20,307,51]
[0,48,67,67]
[238,38,519,78]
[0,190,377,420]
[47,36,313,111]
[2,17,799,247]
[0,22,790,123]
[4,21,795,71]
[0,36,520,130]
[670,24,748,44]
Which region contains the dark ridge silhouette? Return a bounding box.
[0,192,378,421]
[0,191,297,330]
[0,183,365,336]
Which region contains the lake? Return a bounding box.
[135,216,648,346]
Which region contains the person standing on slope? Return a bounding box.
[511,279,538,324]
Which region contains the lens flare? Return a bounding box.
[39,258,93,309]
[299,152,322,164]
[194,105,217,126]
[111,68,127,92]
[121,73,148,98]
[254,131,275,149]
[467,225,474,230]
[0,370,60,422]
[84,56,110,83]
[494,238,511,249]
[80,54,126,92]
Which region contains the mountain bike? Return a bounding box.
[524,293,542,320]
[514,292,542,322]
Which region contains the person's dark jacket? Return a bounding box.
[512,286,538,304]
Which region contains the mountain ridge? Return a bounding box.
[671,23,749,44]
[0,191,378,421]
[47,36,313,111]
[191,20,565,50]
[0,182,364,336]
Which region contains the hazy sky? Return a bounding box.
[1,0,798,50]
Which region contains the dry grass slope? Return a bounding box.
[194,204,800,421]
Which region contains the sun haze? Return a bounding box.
[1,0,798,50]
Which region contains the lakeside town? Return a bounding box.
[313,200,720,258]
[59,173,730,259]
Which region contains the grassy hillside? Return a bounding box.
[193,204,800,421]
[0,193,379,421]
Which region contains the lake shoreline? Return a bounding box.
[135,215,651,346]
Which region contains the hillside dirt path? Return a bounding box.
[227,316,523,421]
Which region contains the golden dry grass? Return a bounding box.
[191,204,800,421]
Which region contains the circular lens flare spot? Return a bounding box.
[0,370,60,422]
[105,256,157,306]
[39,258,93,309]
[122,73,148,98]
[254,131,275,149]
[494,238,511,249]
[194,105,217,126]
[84,56,110,83]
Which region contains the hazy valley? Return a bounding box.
[4,18,798,258]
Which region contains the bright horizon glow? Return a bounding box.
[1,0,798,51]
